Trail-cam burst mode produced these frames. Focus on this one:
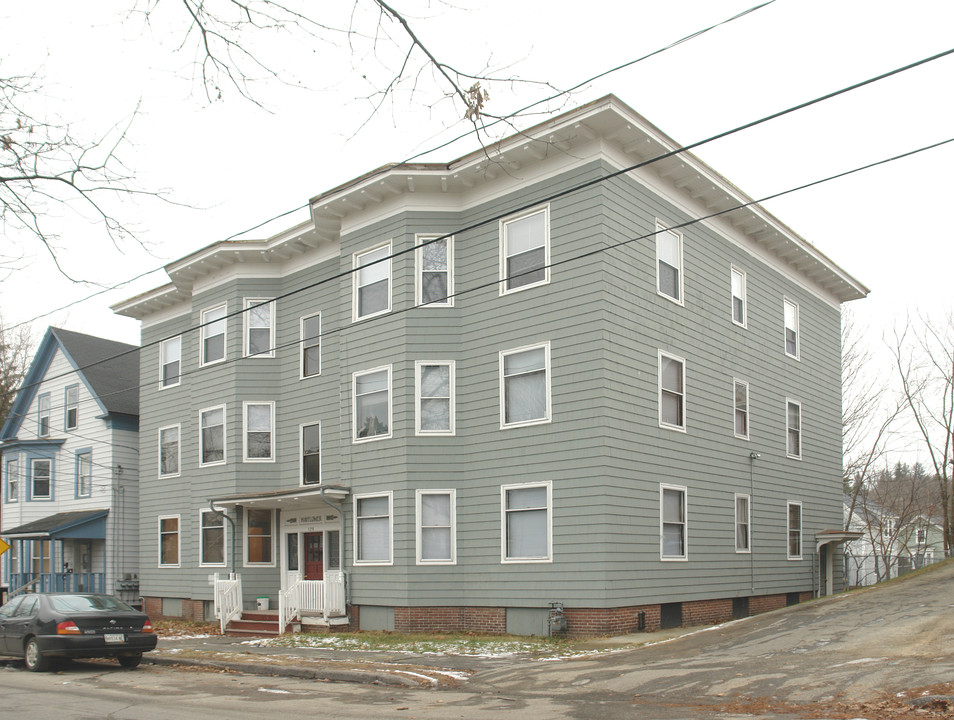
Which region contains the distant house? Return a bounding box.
[1,328,141,605]
[845,499,944,586]
[114,95,867,635]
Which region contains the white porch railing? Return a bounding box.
[277,574,346,635]
[213,573,243,635]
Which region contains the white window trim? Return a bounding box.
[200,303,228,367]
[243,297,276,358]
[784,297,800,360]
[352,365,393,443]
[243,508,276,567]
[299,312,321,379]
[415,233,454,307]
[786,398,802,460]
[198,509,228,568]
[499,342,552,429]
[500,480,553,564]
[159,336,182,389]
[30,458,52,500]
[415,360,456,436]
[352,241,392,323]
[655,220,684,306]
[415,489,457,565]
[499,205,550,296]
[658,349,687,432]
[37,393,50,438]
[65,385,79,430]
[787,501,803,560]
[733,378,749,440]
[299,421,321,486]
[158,514,181,568]
[5,457,18,503]
[735,493,751,554]
[158,424,181,479]
[243,401,276,463]
[353,491,394,566]
[199,404,227,468]
[660,483,688,562]
[75,451,92,498]
[731,266,747,328]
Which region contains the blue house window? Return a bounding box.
[65,385,79,429]
[76,451,92,498]
[30,458,52,500]
[37,394,51,437]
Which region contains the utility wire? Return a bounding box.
[3,1,774,333]
[11,132,954,426]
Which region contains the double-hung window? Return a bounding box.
[416,489,456,564]
[244,298,275,358]
[200,510,226,566]
[76,452,92,498]
[353,367,391,442]
[201,304,227,366]
[159,425,180,478]
[787,502,802,559]
[160,336,181,388]
[31,459,51,500]
[500,344,550,428]
[158,516,180,567]
[354,493,392,565]
[501,206,549,293]
[731,267,746,326]
[784,298,799,359]
[416,234,454,306]
[301,423,320,485]
[659,351,686,431]
[661,485,687,560]
[354,244,391,321]
[300,313,321,378]
[735,494,751,552]
[200,406,226,466]
[37,394,50,437]
[656,222,683,303]
[244,402,274,461]
[501,482,552,563]
[734,379,749,439]
[65,385,79,430]
[416,361,455,435]
[5,458,17,503]
[245,509,274,565]
[786,400,801,459]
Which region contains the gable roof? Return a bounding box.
[0,327,139,441]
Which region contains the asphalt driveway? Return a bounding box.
[472,560,954,716]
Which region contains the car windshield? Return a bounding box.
[50,595,136,613]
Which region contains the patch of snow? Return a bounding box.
[830,657,887,667]
[258,688,292,694]
[388,671,438,684]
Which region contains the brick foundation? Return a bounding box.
[392,606,506,633]
[141,597,207,622]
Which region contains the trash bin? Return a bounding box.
[256,596,269,611]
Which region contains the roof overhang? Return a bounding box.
[816,529,864,551]
[2,509,109,540]
[210,485,351,512]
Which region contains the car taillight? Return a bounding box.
[141,619,154,633]
[57,621,81,635]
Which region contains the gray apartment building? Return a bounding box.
[112,95,867,636]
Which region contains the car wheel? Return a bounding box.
[118,653,142,669]
[24,638,50,672]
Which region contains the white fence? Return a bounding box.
[213,573,243,635]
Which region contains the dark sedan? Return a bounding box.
[0,593,157,671]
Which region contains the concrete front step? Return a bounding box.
[225,613,294,637]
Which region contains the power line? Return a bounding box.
[8,43,952,402]
[10,131,953,434]
[3,1,774,333]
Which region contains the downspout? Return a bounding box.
[208,500,237,577]
[748,452,759,595]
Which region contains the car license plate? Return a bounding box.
[104,633,125,643]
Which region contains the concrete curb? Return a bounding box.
[143,654,421,687]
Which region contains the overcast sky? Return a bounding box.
[2,0,953,375]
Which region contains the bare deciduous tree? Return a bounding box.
[890,312,954,558]
[842,307,903,526]
[0,315,34,424]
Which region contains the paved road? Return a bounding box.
[1,562,952,719]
